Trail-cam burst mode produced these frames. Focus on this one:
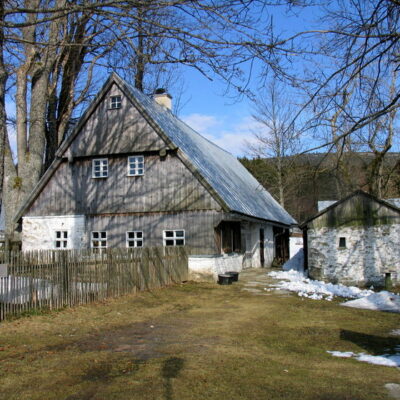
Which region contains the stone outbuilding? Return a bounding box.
[300,190,400,287]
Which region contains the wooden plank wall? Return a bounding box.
[26,154,221,216]
[85,210,223,254]
[310,194,400,229]
[0,247,188,322]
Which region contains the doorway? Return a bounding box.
[259,229,265,267]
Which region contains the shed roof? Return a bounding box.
[300,190,400,228]
[16,73,296,226]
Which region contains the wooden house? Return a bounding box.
[15,73,296,279]
[301,190,400,287]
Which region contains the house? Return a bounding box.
[15,73,296,280]
[301,190,400,287]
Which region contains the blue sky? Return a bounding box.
[177,4,320,157]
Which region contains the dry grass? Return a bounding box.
[0,271,398,400]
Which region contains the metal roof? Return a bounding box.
[119,76,296,226]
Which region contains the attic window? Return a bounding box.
[338,237,346,249]
[163,230,185,246]
[127,155,144,176]
[110,95,121,109]
[92,158,108,178]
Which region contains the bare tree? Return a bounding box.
[0,0,290,238]
[246,80,302,207]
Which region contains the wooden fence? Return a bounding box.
[0,246,188,321]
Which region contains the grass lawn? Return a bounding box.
[0,269,398,400]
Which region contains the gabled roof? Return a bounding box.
[300,190,400,228]
[16,73,296,226]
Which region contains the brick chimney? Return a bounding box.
[153,88,172,110]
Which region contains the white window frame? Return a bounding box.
[127,155,144,176]
[91,231,107,249]
[55,230,68,249]
[110,95,122,109]
[163,230,185,247]
[126,231,143,248]
[92,158,108,178]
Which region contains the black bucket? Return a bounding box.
[226,271,239,282]
[218,274,233,285]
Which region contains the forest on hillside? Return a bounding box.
[240,153,400,223]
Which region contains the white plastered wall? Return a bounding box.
[22,215,86,251]
[242,222,274,269]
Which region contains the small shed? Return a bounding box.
[301,190,400,287]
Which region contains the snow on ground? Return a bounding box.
[268,252,373,300]
[269,249,399,310]
[342,291,400,313]
[327,350,400,368]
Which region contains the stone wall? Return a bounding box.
[22,215,86,251]
[307,224,400,286]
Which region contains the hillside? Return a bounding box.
[240,152,400,223]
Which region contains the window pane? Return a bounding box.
[63,232,68,238]
[92,232,99,239]
[176,239,184,246]
[165,231,173,237]
[137,240,143,247]
[176,231,184,237]
[165,240,174,246]
[56,241,61,248]
[101,241,106,247]
[63,241,67,248]
[56,231,61,238]
[101,232,106,238]
[136,232,142,238]
[128,241,134,247]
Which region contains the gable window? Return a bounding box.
[127,155,144,176]
[126,231,143,248]
[163,230,185,246]
[92,158,108,178]
[91,231,107,248]
[55,231,68,249]
[110,95,122,109]
[338,237,346,249]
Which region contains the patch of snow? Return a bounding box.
[328,350,400,368]
[268,269,373,301]
[390,329,400,336]
[282,249,304,272]
[327,351,354,358]
[342,291,400,313]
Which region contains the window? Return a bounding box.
[92,158,108,178]
[55,231,68,249]
[110,95,121,109]
[127,155,144,176]
[163,230,185,246]
[126,231,143,248]
[91,231,107,248]
[339,237,346,249]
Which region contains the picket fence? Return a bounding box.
[0,246,188,321]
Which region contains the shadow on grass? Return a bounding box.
[340,329,399,355]
[162,357,184,400]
